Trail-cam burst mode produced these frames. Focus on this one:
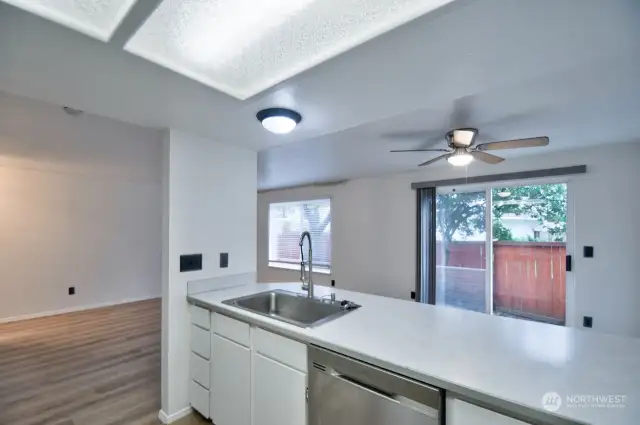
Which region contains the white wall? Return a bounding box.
[0,91,163,322]
[258,142,640,338]
[161,130,257,417]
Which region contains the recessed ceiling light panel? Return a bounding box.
[1,0,138,41]
[125,0,454,99]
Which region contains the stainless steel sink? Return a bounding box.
[222,290,360,328]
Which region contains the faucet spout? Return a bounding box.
[298,231,314,298]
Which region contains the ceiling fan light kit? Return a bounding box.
[447,148,474,166]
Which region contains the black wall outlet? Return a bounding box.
[220,253,229,268]
[583,316,593,328]
[410,291,416,300]
[583,246,594,258]
[331,279,336,287]
[68,287,75,295]
[180,254,202,272]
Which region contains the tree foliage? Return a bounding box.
[436,184,567,243]
[436,191,485,242]
[492,184,567,241]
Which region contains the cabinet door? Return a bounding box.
[254,353,307,425]
[447,398,532,425]
[210,334,251,425]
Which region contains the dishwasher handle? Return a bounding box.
[334,372,395,400]
[333,372,439,418]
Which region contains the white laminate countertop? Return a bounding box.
[188,283,640,425]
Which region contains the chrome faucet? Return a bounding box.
[299,231,314,298]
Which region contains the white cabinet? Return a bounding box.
[189,380,210,419]
[254,353,307,425]
[189,309,308,425]
[447,397,532,425]
[210,333,251,425]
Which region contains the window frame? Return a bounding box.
[267,197,332,275]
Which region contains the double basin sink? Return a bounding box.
[222,289,360,328]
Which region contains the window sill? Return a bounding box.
[268,262,331,275]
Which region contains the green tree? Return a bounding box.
[492,184,567,241]
[436,191,485,262]
[435,184,567,248]
[492,218,514,241]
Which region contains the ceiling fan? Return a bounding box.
[390,128,549,167]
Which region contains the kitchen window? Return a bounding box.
[268,199,331,274]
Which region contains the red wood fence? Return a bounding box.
[493,241,566,322]
[436,241,566,322]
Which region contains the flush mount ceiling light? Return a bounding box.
[125,0,455,99]
[257,108,302,134]
[446,149,474,167]
[0,0,138,41]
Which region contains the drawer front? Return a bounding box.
[189,305,210,330]
[189,380,210,419]
[191,324,211,359]
[212,313,250,347]
[190,352,210,389]
[254,328,307,373]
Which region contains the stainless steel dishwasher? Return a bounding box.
[309,346,444,425]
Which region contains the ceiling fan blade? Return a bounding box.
[476,136,549,151]
[450,95,474,129]
[390,148,450,153]
[419,154,450,167]
[470,150,505,164]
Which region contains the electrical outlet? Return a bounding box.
[220,253,229,268]
[583,316,593,328]
[68,287,75,295]
[331,279,336,287]
[583,246,594,258]
[180,254,202,272]
[410,291,416,300]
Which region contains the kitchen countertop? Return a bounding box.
[188,283,639,425]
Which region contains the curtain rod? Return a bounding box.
[411,165,587,189]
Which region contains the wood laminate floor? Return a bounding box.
[0,299,208,425]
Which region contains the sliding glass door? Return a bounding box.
[490,183,567,325]
[420,181,570,325]
[435,189,488,313]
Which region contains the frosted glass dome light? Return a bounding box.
[257,108,302,134]
[447,150,474,166]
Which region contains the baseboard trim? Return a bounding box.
[0,295,161,324]
[158,407,193,424]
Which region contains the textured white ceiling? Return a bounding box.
[0,0,137,40]
[125,0,454,99]
[0,0,638,190]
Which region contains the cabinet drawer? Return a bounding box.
[212,313,250,347]
[189,304,210,330]
[189,380,210,419]
[254,328,307,373]
[191,324,211,359]
[190,352,210,389]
